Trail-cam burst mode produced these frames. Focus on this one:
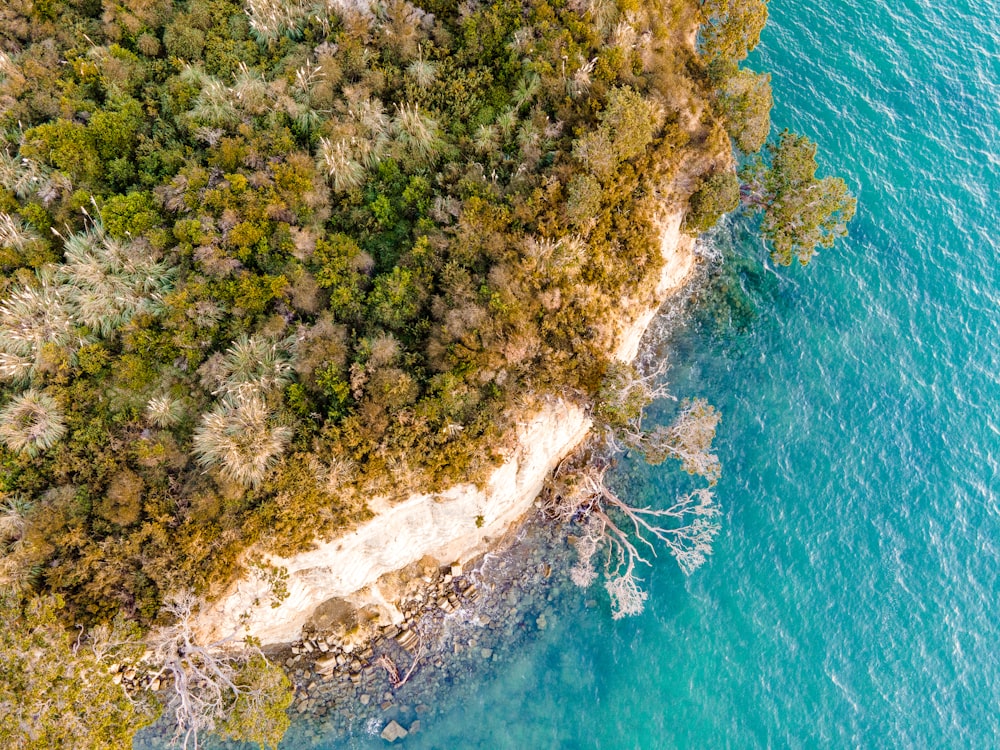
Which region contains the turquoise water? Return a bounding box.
[289,0,1000,746]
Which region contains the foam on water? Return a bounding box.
[280,0,1000,745]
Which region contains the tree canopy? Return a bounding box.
[742,130,858,265]
[700,0,770,65]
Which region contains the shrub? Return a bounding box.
[0,389,67,456]
[192,396,293,488]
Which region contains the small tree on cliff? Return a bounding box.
[684,170,741,233]
[699,0,769,66]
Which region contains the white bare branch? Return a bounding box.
[562,461,721,618]
[145,593,287,750]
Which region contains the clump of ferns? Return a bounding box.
[0,270,78,383]
[244,0,315,43]
[391,103,444,162]
[192,394,294,488]
[0,149,47,201]
[284,59,329,134]
[0,389,67,456]
[307,454,356,495]
[56,221,176,338]
[317,137,367,193]
[472,124,501,157]
[193,78,241,127]
[179,67,241,128]
[229,62,271,115]
[351,103,392,169]
[0,50,21,85]
[146,394,187,429]
[0,494,33,547]
[0,493,39,590]
[212,333,294,401]
[316,96,392,190]
[406,47,438,90]
[521,235,586,277]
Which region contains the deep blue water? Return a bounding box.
[288,0,1000,746]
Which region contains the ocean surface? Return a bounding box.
[281,0,1000,746]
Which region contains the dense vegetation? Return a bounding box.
[0,0,853,745]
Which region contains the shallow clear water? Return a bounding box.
[282,0,1000,746]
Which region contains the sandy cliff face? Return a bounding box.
[195,398,590,644]
[194,213,694,646]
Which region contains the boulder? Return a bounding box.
[314,654,338,674]
[380,720,408,743]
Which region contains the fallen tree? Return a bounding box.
[549,360,722,618]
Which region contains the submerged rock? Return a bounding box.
[380,720,408,743]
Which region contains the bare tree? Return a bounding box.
[559,359,724,618]
[631,398,722,482]
[562,464,720,618]
[145,593,292,750]
[594,356,721,484]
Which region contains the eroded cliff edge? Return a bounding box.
[195,213,694,645]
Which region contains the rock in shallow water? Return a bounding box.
[380,720,408,743]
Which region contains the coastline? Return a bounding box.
[193,211,694,647]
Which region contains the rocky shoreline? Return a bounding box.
[131,243,709,748]
[274,506,583,746]
[273,250,713,744]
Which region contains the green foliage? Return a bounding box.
[100,192,160,239]
[218,654,293,748]
[164,17,207,60]
[700,0,769,65]
[87,100,143,163]
[685,171,740,232]
[0,592,159,749]
[717,67,772,153]
[574,87,663,181]
[368,267,429,331]
[21,120,101,186]
[742,130,857,265]
[313,233,371,321]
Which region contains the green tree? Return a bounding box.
[100,191,161,239]
[367,266,428,331]
[313,233,372,322]
[573,87,663,181]
[219,654,293,749]
[717,68,772,153]
[0,592,159,749]
[700,0,769,65]
[741,130,857,265]
[685,170,740,233]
